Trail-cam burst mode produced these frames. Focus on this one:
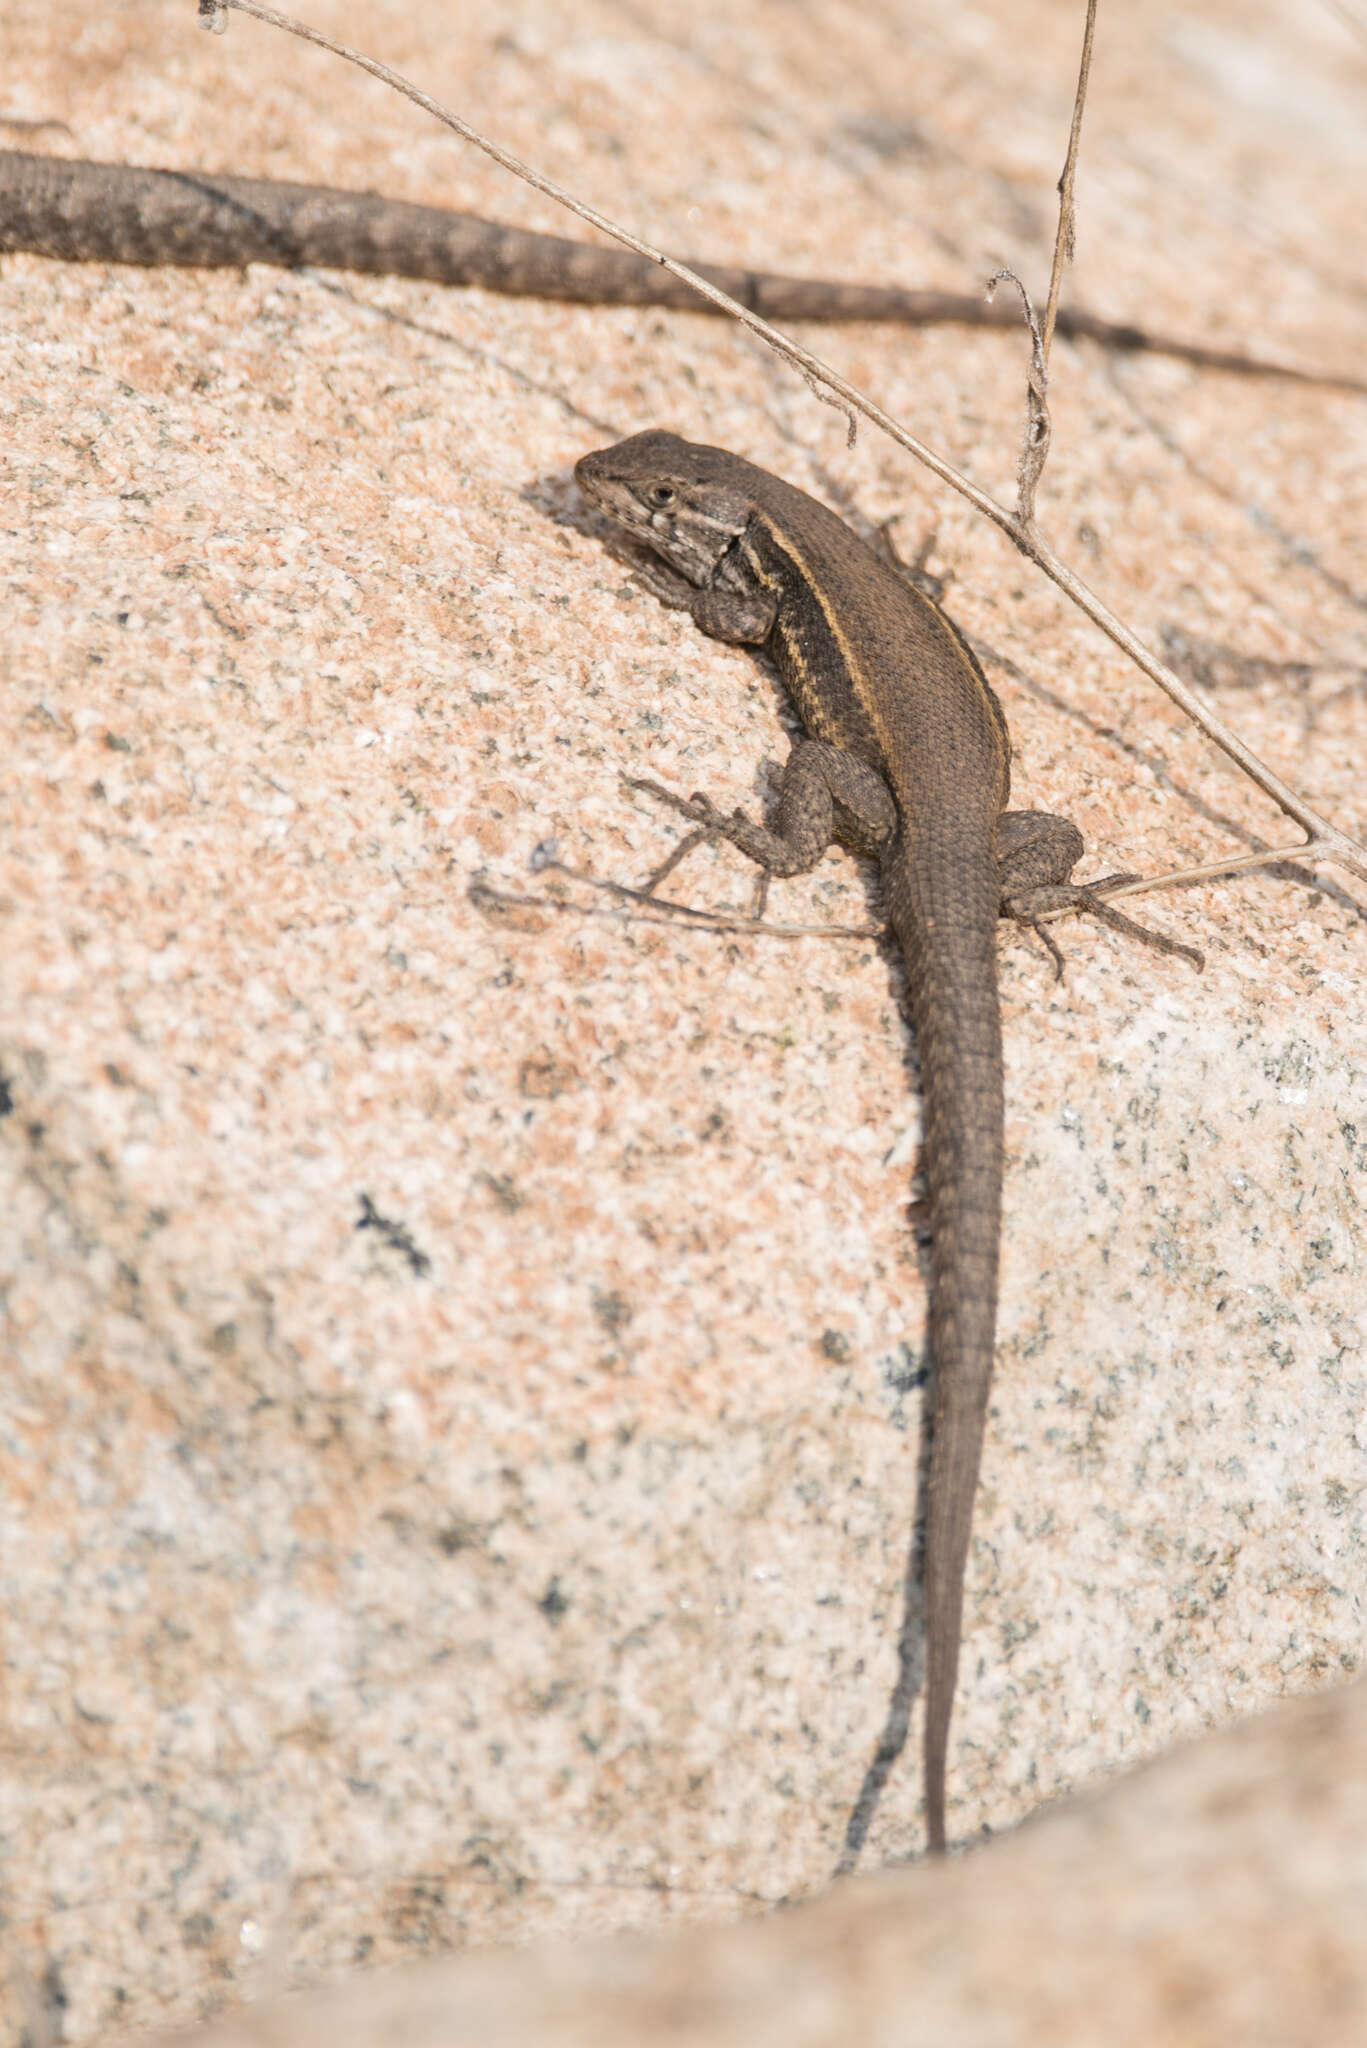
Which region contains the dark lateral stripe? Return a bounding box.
[752,509,1006,777]
[750,511,873,714]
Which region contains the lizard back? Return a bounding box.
[684,444,1015,1855]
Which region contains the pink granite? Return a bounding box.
[1,0,1364,2038]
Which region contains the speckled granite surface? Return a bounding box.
[1,0,1364,2039]
[149,1678,1367,2048]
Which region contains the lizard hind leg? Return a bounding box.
[997,809,1204,975]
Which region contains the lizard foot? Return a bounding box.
[626,778,771,916]
[1006,879,1204,975]
[1074,885,1204,970]
[626,777,728,895]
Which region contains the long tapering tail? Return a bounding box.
[887,841,1004,1855]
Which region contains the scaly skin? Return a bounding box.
[575,431,1197,1853]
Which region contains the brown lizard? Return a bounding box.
[575,429,1200,1855]
[1,149,1358,390]
[4,136,1220,1849]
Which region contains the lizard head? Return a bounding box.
[575,430,751,587]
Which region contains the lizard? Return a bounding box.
[0,135,1237,1850]
[1,148,1359,392]
[574,428,1201,1857]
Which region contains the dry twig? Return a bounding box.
[1042,0,1098,363]
[198,0,1367,896]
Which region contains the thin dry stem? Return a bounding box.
[205,0,1367,890]
[986,269,1051,529]
[1092,840,1347,901]
[1042,0,1098,362]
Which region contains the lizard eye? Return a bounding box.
[646,483,677,509]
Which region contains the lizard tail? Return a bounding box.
[921,1198,1001,1854]
[889,848,1004,1856]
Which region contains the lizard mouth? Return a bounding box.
[593,530,666,580]
[572,448,619,508]
[573,461,643,531]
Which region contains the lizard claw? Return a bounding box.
[625,779,728,895]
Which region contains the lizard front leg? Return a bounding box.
[997,809,1203,973]
[610,545,779,646]
[635,740,897,916]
